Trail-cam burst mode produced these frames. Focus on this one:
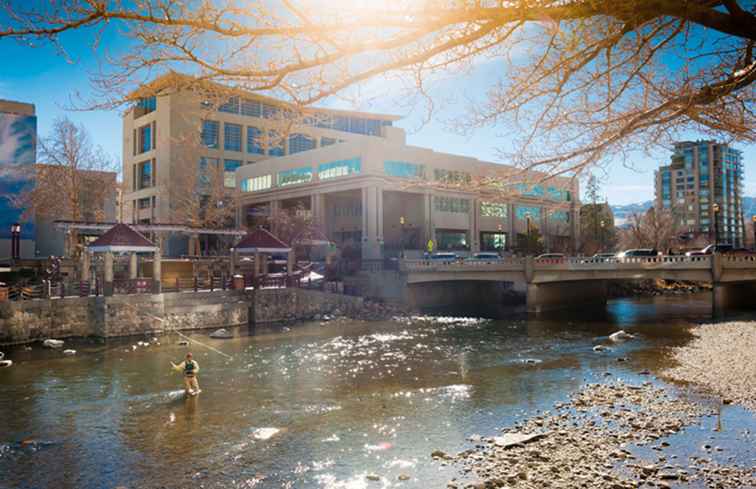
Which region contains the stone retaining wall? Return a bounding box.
[0,288,363,344]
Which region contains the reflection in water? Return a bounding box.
[0,294,752,488]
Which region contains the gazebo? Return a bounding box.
[87,223,160,295]
[232,227,294,279]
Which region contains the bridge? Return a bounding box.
[394,255,756,313]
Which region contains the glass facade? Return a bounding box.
[241,174,272,192]
[247,126,264,155]
[384,160,425,178]
[198,157,219,188]
[137,160,153,189]
[136,96,156,114]
[434,169,471,184]
[434,196,470,213]
[0,110,37,239]
[137,124,152,154]
[321,137,337,147]
[550,210,570,222]
[268,131,284,156]
[436,230,468,251]
[201,120,219,148]
[480,232,506,251]
[218,96,240,114]
[223,123,242,152]
[318,157,361,180]
[278,166,313,186]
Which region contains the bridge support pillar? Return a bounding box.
[712,282,756,316]
[527,280,607,313]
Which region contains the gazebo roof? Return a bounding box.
[88,223,158,253]
[235,227,291,253]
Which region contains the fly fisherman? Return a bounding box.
[171,352,200,395]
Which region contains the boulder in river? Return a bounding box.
[609,330,635,342]
[43,339,64,349]
[209,328,233,339]
[0,359,12,368]
[493,431,549,449]
[63,349,77,356]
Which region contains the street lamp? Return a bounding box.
[600,219,606,252]
[712,203,720,245]
[399,215,406,258]
[10,223,21,260]
[525,212,532,256]
[751,215,756,251]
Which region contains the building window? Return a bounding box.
[201,120,219,148]
[289,133,316,154]
[550,210,570,222]
[436,229,469,251]
[262,103,279,119]
[480,232,506,251]
[515,184,545,198]
[480,202,508,218]
[318,158,361,180]
[321,137,337,147]
[218,96,240,114]
[247,126,264,155]
[137,197,152,209]
[268,131,284,156]
[224,159,242,188]
[136,96,156,114]
[434,196,470,213]
[434,169,471,184]
[241,175,272,192]
[198,157,219,188]
[136,160,153,190]
[223,123,242,152]
[384,160,425,179]
[515,206,541,220]
[241,98,262,117]
[137,124,152,154]
[278,166,313,187]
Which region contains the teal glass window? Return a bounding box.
[198,157,219,188]
[480,202,507,218]
[247,126,264,155]
[224,159,242,188]
[550,210,569,222]
[201,120,219,148]
[268,131,284,156]
[218,96,240,114]
[241,98,262,117]
[137,96,156,113]
[515,184,545,198]
[278,167,313,186]
[289,133,316,154]
[224,123,242,152]
[515,206,541,220]
[384,160,425,178]
[318,158,361,180]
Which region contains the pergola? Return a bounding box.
[87,223,161,295]
[232,227,293,278]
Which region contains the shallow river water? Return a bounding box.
[1,295,754,489]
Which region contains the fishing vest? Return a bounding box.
[184,360,196,377]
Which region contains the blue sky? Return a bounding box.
[0,24,753,206]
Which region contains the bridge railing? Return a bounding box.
[400,257,525,272]
[535,255,713,270]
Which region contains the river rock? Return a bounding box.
[178,340,189,346]
[366,473,380,481]
[609,330,635,342]
[0,359,12,368]
[398,473,410,481]
[493,431,549,449]
[62,349,77,356]
[593,345,608,352]
[43,339,64,349]
[209,328,233,339]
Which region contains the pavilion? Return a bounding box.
[232,227,294,279]
[87,223,160,295]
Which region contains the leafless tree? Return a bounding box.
[1,1,754,179]
[618,207,681,251]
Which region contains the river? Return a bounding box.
[1,294,754,489]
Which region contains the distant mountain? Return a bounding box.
[610,201,653,226]
[610,197,756,227]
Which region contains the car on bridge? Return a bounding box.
[616,249,659,259]
[592,252,618,262]
[534,253,566,263]
[467,252,502,262]
[430,252,460,262]
[686,244,755,256]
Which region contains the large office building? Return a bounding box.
[0,99,37,259]
[655,141,745,246]
[123,74,580,257]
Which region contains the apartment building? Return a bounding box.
[236,137,580,259]
[655,141,745,246]
[122,73,400,256]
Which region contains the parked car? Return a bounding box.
[616,249,659,259]
[592,252,617,261]
[686,244,734,256]
[468,252,501,261]
[430,252,459,261]
[534,253,566,262]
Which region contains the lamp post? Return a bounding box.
[399,215,406,259]
[10,223,21,260]
[713,203,720,245]
[525,212,532,256]
[751,215,756,250]
[600,219,606,252]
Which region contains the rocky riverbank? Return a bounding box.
[608,279,711,298]
[436,381,756,488]
[665,321,756,412]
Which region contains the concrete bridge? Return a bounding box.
[395,255,756,313]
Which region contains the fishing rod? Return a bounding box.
[121,302,234,360]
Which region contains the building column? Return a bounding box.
[152,246,162,294]
[230,248,239,275]
[254,251,261,276]
[287,250,295,277]
[362,186,381,259]
[507,203,516,250]
[311,193,326,230]
[269,200,281,234]
[470,198,480,253]
[542,209,550,252]
[104,252,114,296]
[80,251,91,283]
[129,252,138,279]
